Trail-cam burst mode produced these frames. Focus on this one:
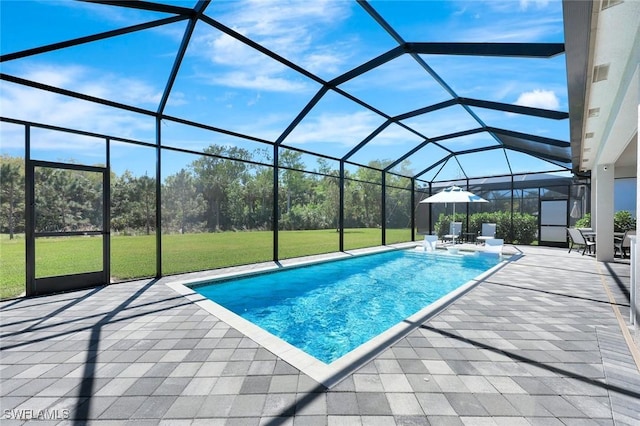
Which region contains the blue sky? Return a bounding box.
[0,0,572,181]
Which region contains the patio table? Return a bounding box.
[580,231,625,241]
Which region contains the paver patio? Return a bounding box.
[1,245,639,425]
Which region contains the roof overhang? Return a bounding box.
[562,0,594,176]
[564,0,639,176]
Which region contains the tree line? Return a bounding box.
[0,147,413,238]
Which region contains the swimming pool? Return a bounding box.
[191,249,502,364]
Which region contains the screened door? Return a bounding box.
[26,161,109,296]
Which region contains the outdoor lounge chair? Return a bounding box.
[442,222,462,244]
[483,238,503,254]
[476,223,497,245]
[423,234,438,252]
[567,227,596,255]
[614,229,636,258]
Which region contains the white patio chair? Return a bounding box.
[423,234,438,252]
[484,238,504,254]
[477,223,497,245]
[442,222,462,244]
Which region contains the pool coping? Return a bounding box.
[166,244,518,388]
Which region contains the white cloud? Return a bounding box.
[493,81,520,101]
[520,0,551,11]
[25,65,85,87]
[19,63,165,108]
[406,113,482,139]
[201,71,308,93]
[447,0,562,42]
[206,32,270,68]
[473,0,554,13]
[304,49,347,76]
[193,31,313,93]
[60,0,142,25]
[515,89,560,109]
[190,0,353,92]
[453,6,468,16]
[219,0,348,42]
[1,64,157,145]
[339,56,451,104]
[247,93,261,107]
[353,124,424,148]
[285,111,383,146]
[460,16,562,42]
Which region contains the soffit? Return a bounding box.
[572,0,640,172]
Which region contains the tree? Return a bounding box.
[162,169,206,233]
[136,174,156,235]
[350,163,383,228]
[229,166,272,230]
[111,170,134,233]
[279,149,307,217]
[192,145,252,231]
[111,171,156,234]
[384,172,411,229]
[316,158,340,230]
[0,156,24,239]
[34,167,102,232]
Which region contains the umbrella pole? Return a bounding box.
[452,203,456,244]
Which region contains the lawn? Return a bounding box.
[0,228,414,300]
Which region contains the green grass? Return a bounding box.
[0,228,414,300]
[0,234,26,299]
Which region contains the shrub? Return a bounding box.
[575,213,591,229]
[433,211,537,244]
[573,211,635,232]
[434,213,468,238]
[511,213,537,244]
[614,210,636,232]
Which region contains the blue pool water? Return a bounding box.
[193,250,501,363]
